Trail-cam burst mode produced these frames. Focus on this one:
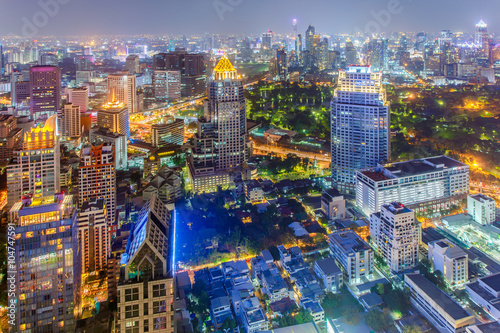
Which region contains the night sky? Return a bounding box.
[0,0,499,37]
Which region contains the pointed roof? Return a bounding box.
[477,19,487,28]
[214,54,236,73]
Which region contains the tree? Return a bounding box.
[321,292,341,318]
[382,288,411,314]
[222,318,237,330]
[365,308,388,332]
[403,325,423,333]
[342,305,361,325]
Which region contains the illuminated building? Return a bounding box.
[428,239,468,287]
[143,144,183,177]
[67,86,89,112]
[296,34,303,65]
[78,198,109,274]
[262,31,273,50]
[305,25,316,54]
[7,115,60,208]
[79,143,117,225]
[273,48,288,81]
[90,127,128,170]
[151,116,185,147]
[330,65,390,194]
[58,103,81,140]
[475,20,489,57]
[318,38,329,71]
[356,156,469,217]
[0,115,22,164]
[370,203,420,273]
[117,193,174,333]
[142,165,182,205]
[187,55,248,193]
[29,65,61,120]
[97,100,130,138]
[153,70,181,102]
[107,72,137,113]
[125,54,140,74]
[467,194,495,225]
[9,193,80,333]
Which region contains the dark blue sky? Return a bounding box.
[1,0,499,37]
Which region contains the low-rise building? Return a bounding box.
[428,239,468,287]
[243,308,269,333]
[405,273,475,333]
[245,180,264,202]
[302,300,325,324]
[313,257,343,292]
[321,189,346,220]
[466,273,500,320]
[467,194,495,225]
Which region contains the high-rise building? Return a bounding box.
[125,54,140,74]
[467,194,495,225]
[153,70,181,102]
[296,34,303,65]
[262,32,273,50]
[9,193,80,333]
[107,72,137,113]
[345,39,358,66]
[428,239,468,287]
[7,115,60,208]
[151,116,185,147]
[78,198,109,274]
[292,18,298,36]
[117,193,174,333]
[79,143,117,225]
[0,115,22,164]
[38,53,58,66]
[318,38,329,71]
[187,55,248,192]
[305,25,316,53]
[331,65,390,194]
[59,103,81,140]
[274,48,288,81]
[67,86,89,112]
[475,20,489,57]
[14,79,30,106]
[356,156,470,217]
[90,127,128,170]
[29,65,61,120]
[370,203,420,273]
[97,100,130,138]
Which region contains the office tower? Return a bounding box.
[0,115,22,164]
[305,25,315,53]
[0,43,4,77]
[292,18,298,35]
[67,86,89,112]
[151,116,185,147]
[318,38,329,71]
[370,203,419,273]
[468,194,495,225]
[475,20,489,57]
[356,156,469,217]
[59,103,81,140]
[428,239,468,287]
[345,39,358,66]
[117,193,174,333]
[274,47,288,81]
[262,31,273,50]
[29,65,61,120]
[7,115,60,208]
[97,100,130,138]
[331,66,390,194]
[78,198,109,274]
[10,72,22,106]
[90,127,128,170]
[153,70,181,102]
[188,55,247,192]
[107,72,137,113]
[79,143,117,225]
[38,53,58,66]
[14,80,31,106]
[125,54,140,74]
[9,193,80,333]
[328,230,374,285]
[143,165,182,204]
[75,56,92,71]
[296,34,303,65]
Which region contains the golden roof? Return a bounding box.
[214,54,236,73]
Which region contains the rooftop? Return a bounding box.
[329,230,371,254]
[479,273,500,293]
[315,257,342,276]
[260,322,319,333]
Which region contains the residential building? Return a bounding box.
[467,194,495,225]
[321,189,346,220]
[9,194,80,333]
[97,100,130,138]
[428,239,468,287]
[59,103,81,140]
[67,86,89,112]
[466,273,500,320]
[370,203,420,273]
[78,198,109,274]
[107,72,137,113]
[151,117,185,147]
[314,257,343,292]
[302,300,325,324]
[405,273,475,333]
[0,115,22,164]
[30,65,61,120]
[331,66,390,194]
[79,143,116,225]
[90,127,128,170]
[357,156,470,217]
[7,115,60,207]
[117,193,174,333]
[243,308,269,333]
[245,180,264,202]
[328,230,374,285]
[142,165,182,204]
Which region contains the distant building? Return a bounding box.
[59,103,81,140]
[370,203,420,273]
[328,230,374,284]
[467,194,495,225]
[125,54,140,74]
[107,72,137,113]
[0,115,22,164]
[405,273,474,333]
[67,86,89,112]
[321,189,346,220]
[357,156,470,216]
[313,257,343,292]
[466,272,500,320]
[428,239,468,287]
[153,70,181,102]
[30,65,61,120]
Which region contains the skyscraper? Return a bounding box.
[0,115,22,165]
[79,143,117,225]
[97,100,130,138]
[188,55,247,192]
[107,72,137,113]
[125,54,140,74]
[9,193,80,333]
[29,65,61,120]
[153,70,181,102]
[262,31,273,50]
[67,86,89,112]
[475,20,489,57]
[151,116,185,147]
[331,66,390,193]
[7,115,60,207]
[296,34,303,65]
[58,103,81,140]
[305,25,316,53]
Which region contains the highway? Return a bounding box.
[252,143,331,167]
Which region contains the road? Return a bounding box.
[252,143,331,166]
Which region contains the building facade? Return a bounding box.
[107,72,137,113]
[30,65,61,120]
[0,115,22,164]
[153,70,181,102]
[428,239,468,288]
[97,100,130,138]
[67,86,89,112]
[90,127,128,170]
[467,194,495,225]
[151,117,185,147]
[59,103,81,140]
